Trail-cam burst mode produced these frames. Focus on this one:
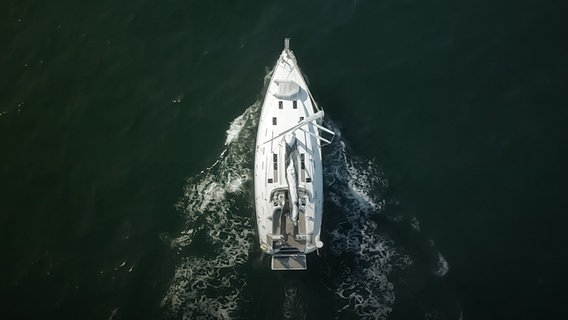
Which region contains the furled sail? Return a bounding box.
[285,133,299,226]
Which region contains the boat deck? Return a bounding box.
[254,39,334,270]
[272,208,307,252]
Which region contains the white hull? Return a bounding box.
[254,39,334,270]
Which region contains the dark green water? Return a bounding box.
[1,0,567,319]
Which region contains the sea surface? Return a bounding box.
[1,1,567,319]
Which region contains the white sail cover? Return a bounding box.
[285,134,299,226]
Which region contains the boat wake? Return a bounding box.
[161,83,456,319]
[282,284,307,320]
[161,101,260,319]
[319,125,406,319]
[320,122,457,319]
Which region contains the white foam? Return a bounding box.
[172,94,183,103]
[323,125,455,317]
[322,123,406,319]
[434,252,449,277]
[162,101,261,319]
[410,216,421,232]
[225,112,248,145]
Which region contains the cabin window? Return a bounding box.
[300,153,306,182]
[293,101,297,109]
[272,154,278,183]
[306,177,312,183]
[272,117,277,125]
[279,101,283,109]
[299,116,304,121]
[268,178,273,183]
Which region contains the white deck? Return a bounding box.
[254,40,332,270]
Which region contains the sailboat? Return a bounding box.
[254,39,334,270]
